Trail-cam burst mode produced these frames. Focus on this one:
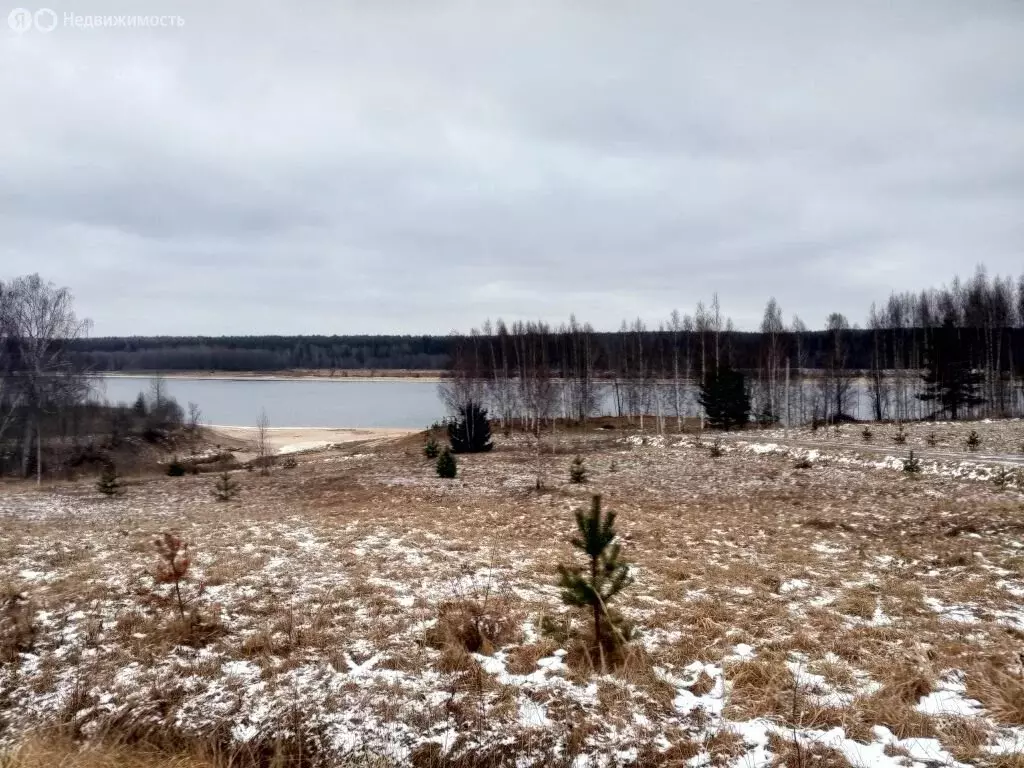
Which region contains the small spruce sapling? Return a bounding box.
[557,494,632,654]
[926,431,938,448]
[96,461,123,497]
[903,450,922,475]
[966,430,981,451]
[893,425,907,445]
[167,457,187,477]
[436,448,457,479]
[569,454,587,484]
[861,426,873,442]
[424,436,440,459]
[708,438,724,458]
[992,466,1012,489]
[212,471,240,502]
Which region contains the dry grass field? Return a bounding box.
[1,422,1023,767]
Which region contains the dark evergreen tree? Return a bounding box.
[436,448,457,478]
[167,457,186,477]
[917,324,985,420]
[698,365,751,431]
[132,392,147,417]
[448,401,493,453]
[96,461,123,497]
[569,454,587,484]
[557,494,632,652]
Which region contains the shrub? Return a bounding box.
[893,425,907,445]
[926,431,938,448]
[861,426,873,442]
[282,455,298,469]
[557,495,632,657]
[708,438,724,458]
[424,436,440,459]
[1,589,36,663]
[152,533,199,621]
[436,448,457,479]
[903,450,922,475]
[966,430,981,451]
[212,471,240,501]
[448,401,493,454]
[167,457,186,477]
[569,454,587,484]
[794,456,813,469]
[96,461,123,497]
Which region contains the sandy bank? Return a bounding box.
[206,425,419,454]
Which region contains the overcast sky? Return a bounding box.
[2,1,1022,336]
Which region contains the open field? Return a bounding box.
[1,424,1023,767]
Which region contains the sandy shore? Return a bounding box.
[207,425,419,454]
[98,370,443,383]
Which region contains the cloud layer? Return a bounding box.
[2,0,1022,334]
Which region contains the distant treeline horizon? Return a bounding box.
[66,265,1024,378]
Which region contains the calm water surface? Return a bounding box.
[93,376,446,428]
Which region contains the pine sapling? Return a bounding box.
[557,494,632,655]
[152,533,202,621]
[96,461,123,497]
[569,454,587,484]
[966,430,981,451]
[893,425,907,445]
[424,436,440,459]
[167,457,187,477]
[926,431,938,448]
[903,450,922,475]
[708,438,724,458]
[861,426,873,442]
[212,470,240,501]
[436,448,457,479]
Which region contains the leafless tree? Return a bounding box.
[1,275,91,482]
[255,408,271,475]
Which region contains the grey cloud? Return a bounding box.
[1,0,1022,335]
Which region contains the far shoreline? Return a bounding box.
[94,369,445,383]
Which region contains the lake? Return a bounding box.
[93,376,448,428]
[93,374,886,428]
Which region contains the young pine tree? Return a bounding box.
[97,461,123,497]
[448,401,494,453]
[569,454,587,484]
[424,435,440,459]
[212,471,240,502]
[436,448,457,479]
[557,494,632,653]
[966,430,981,451]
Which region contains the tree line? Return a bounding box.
[443,266,1024,426]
